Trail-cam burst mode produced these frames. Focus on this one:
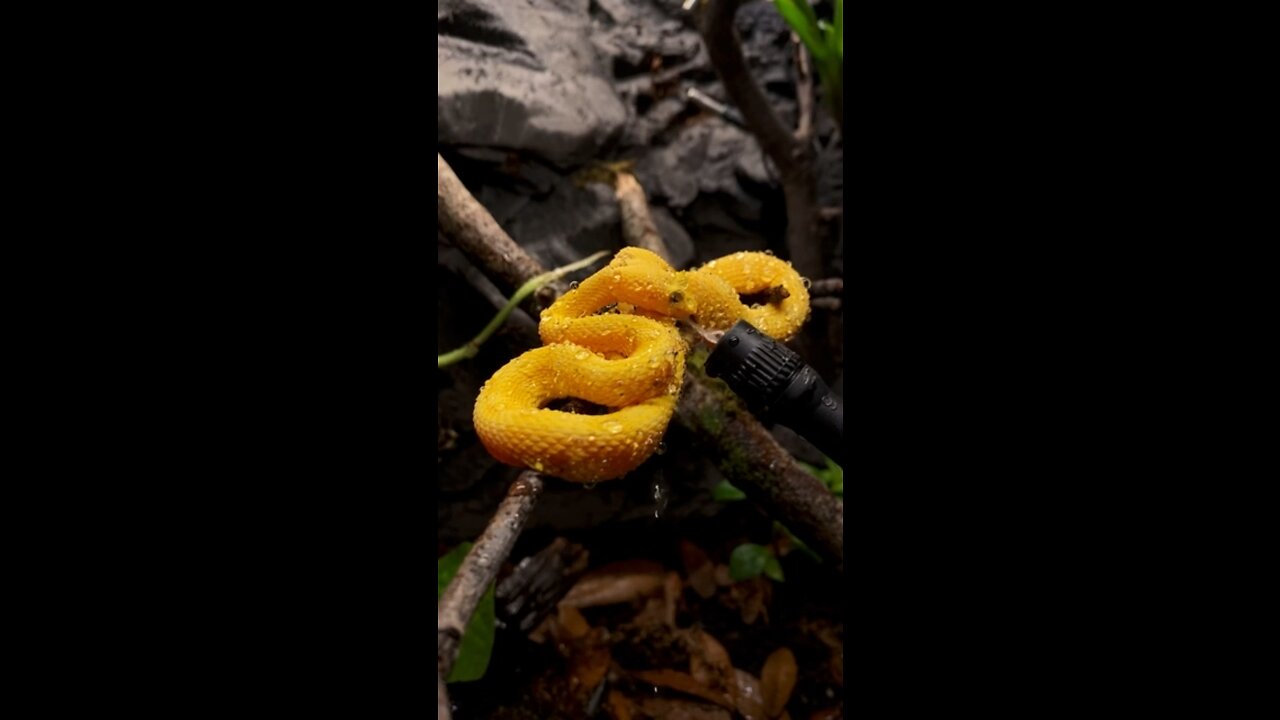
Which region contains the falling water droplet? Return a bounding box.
[655,441,667,455]
[651,477,669,518]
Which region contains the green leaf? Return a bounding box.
[763,554,785,583]
[712,480,747,501]
[774,521,822,563]
[799,456,843,498]
[437,543,496,683]
[729,543,772,581]
[833,0,843,60]
[773,0,829,61]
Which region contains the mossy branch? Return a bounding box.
[437,250,609,368]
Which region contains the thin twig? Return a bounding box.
[792,32,815,144]
[678,365,844,571]
[613,173,674,265]
[440,248,539,338]
[438,251,608,368]
[438,471,546,679]
[696,0,822,279]
[438,671,452,720]
[438,153,554,302]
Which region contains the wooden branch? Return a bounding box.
[438,471,546,679]
[676,364,844,572]
[697,0,822,278]
[614,172,674,265]
[438,153,558,305]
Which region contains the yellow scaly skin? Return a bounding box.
[473,247,810,483]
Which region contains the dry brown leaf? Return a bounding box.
[680,541,718,598]
[568,643,611,695]
[760,647,798,718]
[635,697,732,720]
[808,708,841,720]
[562,570,666,609]
[528,613,553,644]
[736,577,771,625]
[631,669,735,710]
[606,689,635,720]
[714,564,733,586]
[731,668,766,720]
[663,571,682,627]
[687,628,734,692]
[557,603,591,639]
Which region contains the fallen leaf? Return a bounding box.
[631,669,735,710]
[687,628,734,692]
[635,696,732,720]
[557,603,591,639]
[760,647,798,717]
[663,571,682,627]
[731,668,766,720]
[680,541,718,598]
[714,564,733,586]
[562,567,666,609]
[734,577,771,625]
[606,689,635,720]
[808,708,841,720]
[568,642,611,696]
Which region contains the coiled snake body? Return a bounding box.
[473,247,810,483]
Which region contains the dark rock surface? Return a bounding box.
[438,0,628,166]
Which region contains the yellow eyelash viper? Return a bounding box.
[473,247,810,483]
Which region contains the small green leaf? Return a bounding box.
[729,543,772,581]
[712,480,747,501]
[774,521,822,563]
[763,554,785,582]
[437,543,496,683]
[799,456,842,498]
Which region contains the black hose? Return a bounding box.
[704,320,844,467]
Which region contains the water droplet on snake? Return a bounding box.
[802,277,812,289]
[603,421,624,434]
[575,350,590,360]
[569,280,580,290]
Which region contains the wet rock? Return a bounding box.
[438,0,627,166]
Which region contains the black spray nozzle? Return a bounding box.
[704,320,844,467]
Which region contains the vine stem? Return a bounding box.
[437,250,609,368]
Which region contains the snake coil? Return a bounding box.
[473,247,810,483]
